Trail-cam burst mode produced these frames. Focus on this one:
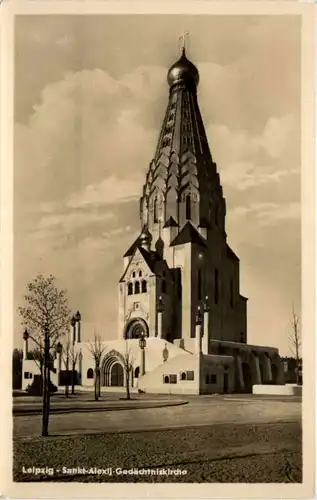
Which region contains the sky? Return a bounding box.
[14,15,301,355]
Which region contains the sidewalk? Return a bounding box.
[13,396,188,416]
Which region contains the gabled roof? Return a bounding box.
[170,221,207,248]
[163,216,179,228]
[226,244,239,261]
[120,246,162,282]
[123,237,141,257]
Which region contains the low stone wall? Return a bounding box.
[253,384,302,396]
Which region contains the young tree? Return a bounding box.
[62,338,71,397]
[88,333,107,401]
[18,274,71,436]
[12,349,23,390]
[288,305,302,385]
[123,341,135,400]
[70,344,79,395]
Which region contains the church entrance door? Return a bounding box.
[110,363,124,387]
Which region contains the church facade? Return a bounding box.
[21,46,284,394]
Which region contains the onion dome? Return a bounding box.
[139,224,152,250]
[167,48,199,89]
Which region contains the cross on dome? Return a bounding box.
[179,31,189,53]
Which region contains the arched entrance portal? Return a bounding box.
[124,318,149,339]
[110,363,124,387]
[102,350,125,387]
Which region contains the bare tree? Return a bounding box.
[88,332,107,401]
[62,338,71,397]
[19,274,71,436]
[288,305,302,385]
[123,341,135,400]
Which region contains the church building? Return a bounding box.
[22,43,284,395]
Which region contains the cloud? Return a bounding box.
[67,176,143,209]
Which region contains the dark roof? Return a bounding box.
[170,222,207,248]
[163,216,179,228]
[226,244,239,261]
[138,247,160,273]
[123,237,141,257]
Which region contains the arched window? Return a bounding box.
[132,271,136,278]
[127,283,133,295]
[141,280,147,293]
[139,270,142,277]
[186,194,191,220]
[134,366,140,379]
[163,375,170,384]
[134,281,140,294]
[87,368,94,379]
[181,372,186,381]
[154,197,158,223]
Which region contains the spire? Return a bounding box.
[139,40,226,240]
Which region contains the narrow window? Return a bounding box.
[205,374,210,384]
[186,194,191,220]
[132,271,136,278]
[163,375,170,384]
[161,280,167,294]
[180,372,186,381]
[127,283,133,295]
[134,367,140,379]
[87,368,94,379]
[211,374,217,384]
[230,279,234,308]
[169,374,177,384]
[141,280,147,293]
[154,197,158,223]
[198,269,202,300]
[214,268,219,304]
[186,371,194,380]
[134,281,140,294]
[139,270,142,277]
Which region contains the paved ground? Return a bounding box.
[13,421,302,482]
[13,393,301,439]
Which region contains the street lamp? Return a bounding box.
[196,306,203,326]
[139,333,146,376]
[56,342,63,354]
[74,310,81,343]
[203,295,210,313]
[23,328,29,341]
[71,315,76,345]
[139,333,147,350]
[158,295,164,313]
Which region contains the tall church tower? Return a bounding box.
[119,41,247,353]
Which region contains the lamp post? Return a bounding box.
[195,306,203,354]
[78,349,83,385]
[74,310,81,343]
[23,328,29,360]
[56,341,63,386]
[71,316,76,345]
[202,296,210,354]
[139,333,147,376]
[157,295,164,338]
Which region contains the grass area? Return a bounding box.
[13,422,302,482]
